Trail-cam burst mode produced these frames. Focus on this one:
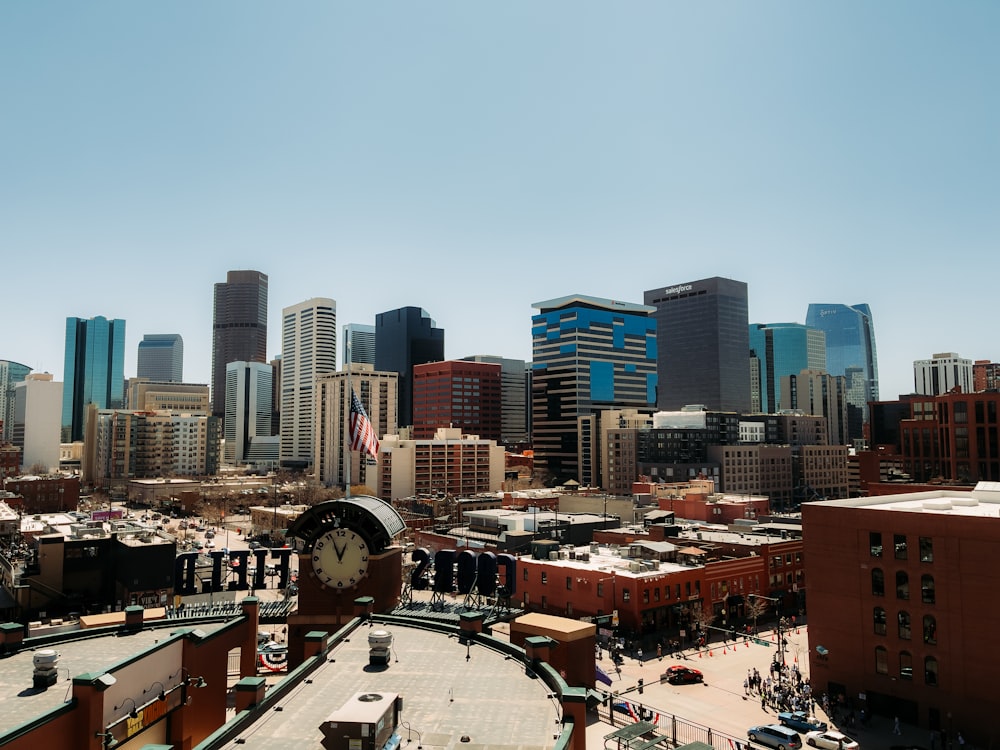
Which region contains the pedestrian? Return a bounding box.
[957,732,965,749]
[637,647,643,663]
[893,716,902,736]
[743,677,749,695]
[657,643,662,660]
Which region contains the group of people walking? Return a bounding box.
[743,660,812,714]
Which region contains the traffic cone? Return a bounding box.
[709,650,713,657]
[745,641,749,648]
[698,650,702,658]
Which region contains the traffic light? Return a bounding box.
[638,678,644,694]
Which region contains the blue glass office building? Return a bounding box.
[805,303,879,412]
[531,294,657,483]
[61,316,126,442]
[749,323,826,413]
[137,333,184,382]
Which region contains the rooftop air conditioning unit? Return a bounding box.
[629,561,641,573]
[549,552,559,561]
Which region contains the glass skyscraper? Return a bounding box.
[61,316,126,443]
[0,360,32,441]
[136,333,184,382]
[374,306,444,428]
[212,270,268,419]
[644,277,751,413]
[749,322,826,413]
[343,323,376,367]
[531,294,657,484]
[805,303,879,419]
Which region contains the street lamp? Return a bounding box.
[748,593,785,680]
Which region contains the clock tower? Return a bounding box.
[285,496,406,667]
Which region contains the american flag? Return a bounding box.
[349,389,380,458]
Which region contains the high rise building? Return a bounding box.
[973,359,1000,392]
[224,361,273,465]
[0,360,32,441]
[61,316,126,443]
[378,427,505,500]
[13,373,62,472]
[531,294,657,483]
[412,360,502,441]
[280,298,337,470]
[126,379,210,414]
[805,303,878,415]
[913,352,973,396]
[374,307,444,428]
[899,390,1000,484]
[779,370,849,446]
[136,334,183,383]
[343,323,376,367]
[87,409,221,483]
[211,270,268,419]
[314,367,398,488]
[749,323,826,413]
[462,355,530,447]
[644,277,751,413]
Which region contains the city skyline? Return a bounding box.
[3,3,997,401]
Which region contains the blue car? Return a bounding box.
[778,712,827,733]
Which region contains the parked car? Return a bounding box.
[248,541,261,550]
[661,665,704,684]
[804,731,859,750]
[748,724,803,750]
[779,712,828,733]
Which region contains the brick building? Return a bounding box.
[803,485,1000,739]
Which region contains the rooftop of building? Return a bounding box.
[0,621,228,738]
[813,481,1000,518]
[209,620,560,749]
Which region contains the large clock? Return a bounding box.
[311,528,370,589]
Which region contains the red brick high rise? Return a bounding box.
[412,360,502,441]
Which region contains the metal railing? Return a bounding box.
[595,692,749,750]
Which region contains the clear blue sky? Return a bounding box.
[2,2,997,401]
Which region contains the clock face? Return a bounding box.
[311,528,370,589]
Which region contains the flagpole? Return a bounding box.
[344,333,352,499]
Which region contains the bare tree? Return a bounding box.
[692,603,717,641]
[746,596,769,635]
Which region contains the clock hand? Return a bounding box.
[333,539,346,561]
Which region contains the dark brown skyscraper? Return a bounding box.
[211,270,268,418]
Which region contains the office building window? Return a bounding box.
[899,652,913,680]
[875,646,888,674]
[919,537,934,563]
[872,568,885,597]
[870,532,883,558]
[896,571,909,600]
[873,607,887,635]
[925,656,938,686]
[921,575,935,604]
[894,534,907,560]
[923,615,937,645]
[898,610,911,640]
